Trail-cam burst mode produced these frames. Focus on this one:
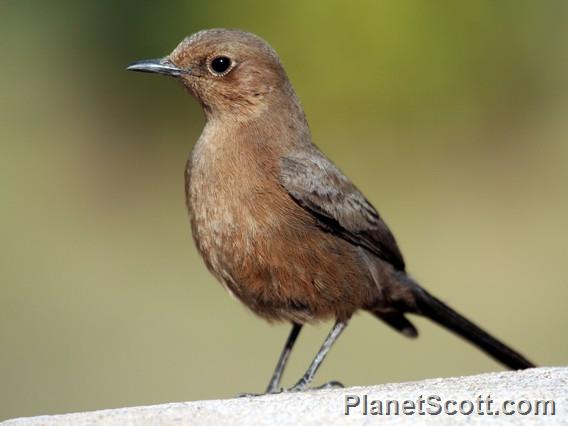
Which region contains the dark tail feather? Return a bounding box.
[373,311,419,338]
[409,284,535,370]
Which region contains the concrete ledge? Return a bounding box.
[3,367,566,425]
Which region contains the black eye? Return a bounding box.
[210,56,232,75]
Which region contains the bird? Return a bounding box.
[127,28,535,394]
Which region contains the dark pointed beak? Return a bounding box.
[126,58,190,77]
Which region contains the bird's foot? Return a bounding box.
[236,380,343,397]
[314,380,345,390]
[235,387,284,398]
[288,380,345,393]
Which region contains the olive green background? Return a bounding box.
[1,0,567,420]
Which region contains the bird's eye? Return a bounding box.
[209,56,232,75]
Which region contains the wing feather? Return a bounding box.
[279,149,405,271]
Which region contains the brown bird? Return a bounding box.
[127,28,535,394]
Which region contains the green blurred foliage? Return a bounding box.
[1,0,567,420]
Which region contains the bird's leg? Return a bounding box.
[288,320,348,392]
[265,322,303,393]
[237,323,302,397]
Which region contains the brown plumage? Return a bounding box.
[127,28,535,394]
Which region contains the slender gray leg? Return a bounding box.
[265,323,302,393]
[237,323,302,397]
[289,320,348,392]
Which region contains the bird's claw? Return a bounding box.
[235,388,284,398]
[289,379,344,392]
[237,379,344,397]
[314,380,344,390]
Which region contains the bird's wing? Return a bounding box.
[279,148,406,271]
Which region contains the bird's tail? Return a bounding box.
[401,275,535,370]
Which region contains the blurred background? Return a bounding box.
[1,0,567,420]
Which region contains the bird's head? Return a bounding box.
[127,29,295,121]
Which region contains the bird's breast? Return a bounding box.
[183,132,377,323]
[184,134,287,294]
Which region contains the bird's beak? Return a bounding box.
[126,58,190,77]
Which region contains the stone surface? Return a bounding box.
[3,367,566,425]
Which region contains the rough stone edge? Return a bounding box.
[3,367,567,425]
